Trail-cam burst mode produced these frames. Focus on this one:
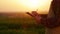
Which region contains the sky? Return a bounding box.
[0,0,52,13]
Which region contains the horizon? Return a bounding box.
[0,10,48,14]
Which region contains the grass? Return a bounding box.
[0,16,45,34]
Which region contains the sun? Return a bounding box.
[18,0,38,9]
[18,0,52,11]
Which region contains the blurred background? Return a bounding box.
[0,0,52,34]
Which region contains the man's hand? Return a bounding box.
[26,11,42,24]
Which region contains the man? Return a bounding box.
[26,0,60,34]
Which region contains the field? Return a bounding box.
[0,12,45,34]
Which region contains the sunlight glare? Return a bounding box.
[18,0,51,10]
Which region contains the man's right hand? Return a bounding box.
[26,11,42,24]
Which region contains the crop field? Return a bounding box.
[0,13,45,34]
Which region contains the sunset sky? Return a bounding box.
[0,0,52,13]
